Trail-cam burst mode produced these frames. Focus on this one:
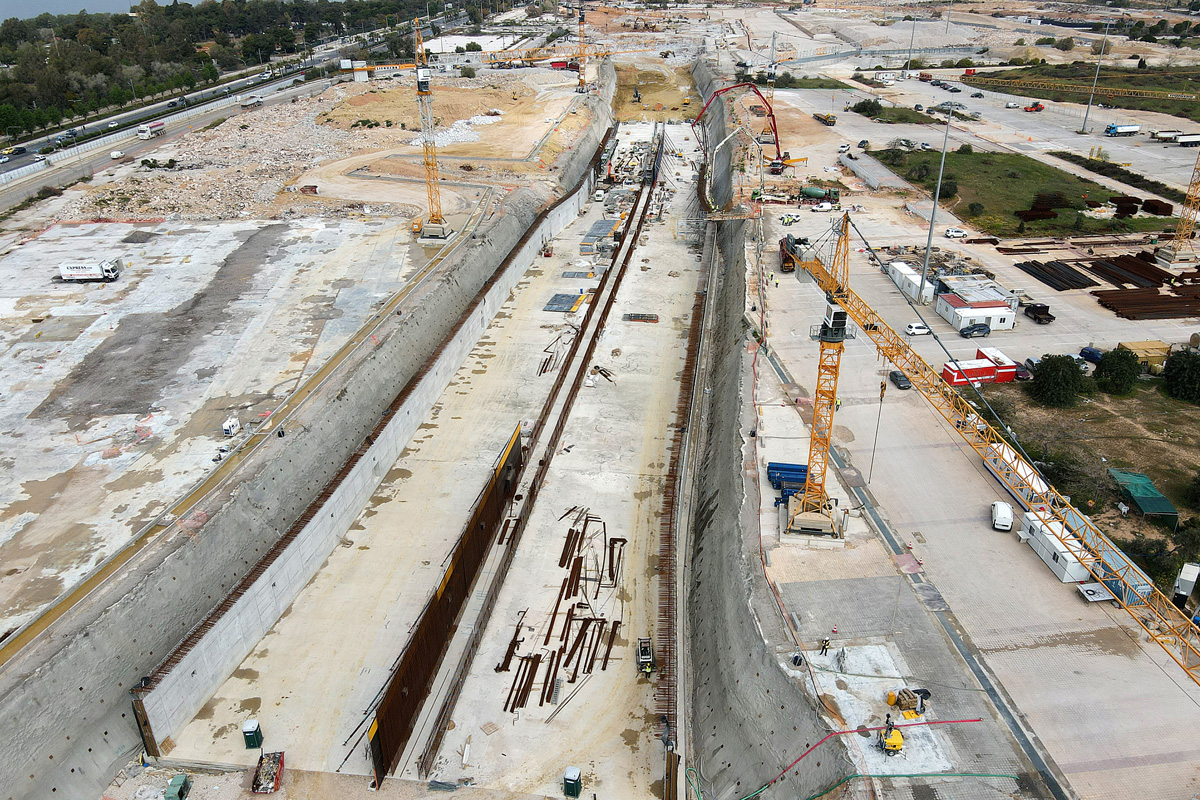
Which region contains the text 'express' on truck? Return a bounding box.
[60,260,121,282]
[137,121,165,139]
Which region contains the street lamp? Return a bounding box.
[1080,20,1112,135]
[917,108,956,304]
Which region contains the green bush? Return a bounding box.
[1030,354,1084,407]
[957,143,973,154]
[1035,36,1056,45]
[1054,37,1076,51]
[1099,347,1142,395]
[939,178,958,198]
[967,202,984,217]
[461,66,476,78]
[852,99,883,116]
[1165,351,1200,403]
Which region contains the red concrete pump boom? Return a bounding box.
[692,82,782,160]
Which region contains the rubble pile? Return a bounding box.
[61,88,362,221]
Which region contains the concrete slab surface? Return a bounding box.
[431,123,704,800]
[0,219,414,636]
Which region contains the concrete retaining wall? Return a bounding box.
[138,161,600,751]
[0,75,614,799]
[685,56,846,800]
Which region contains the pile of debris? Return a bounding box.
[60,89,359,220]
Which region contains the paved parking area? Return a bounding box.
[761,202,1200,799]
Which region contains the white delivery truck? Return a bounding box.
[60,260,121,282]
[137,121,165,139]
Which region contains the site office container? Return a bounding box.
[976,347,1016,383]
[1019,512,1092,583]
[941,358,996,386]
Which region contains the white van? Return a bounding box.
[991,501,1014,531]
[593,190,605,202]
[1005,101,1020,109]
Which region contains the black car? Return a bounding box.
[889,370,912,389]
[858,139,869,148]
[970,92,984,98]
[1080,346,1104,364]
[959,323,991,338]
[948,86,963,93]
[11,146,25,155]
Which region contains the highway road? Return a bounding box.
[0,74,342,214]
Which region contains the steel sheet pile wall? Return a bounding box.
[685,55,845,800]
[369,428,523,781]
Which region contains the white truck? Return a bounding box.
[60,260,121,282]
[1179,133,1200,147]
[239,95,264,109]
[1151,129,1184,142]
[137,121,165,139]
[1104,123,1140,137]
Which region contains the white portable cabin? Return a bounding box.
[222,416,241,437]
[1019,512,1091,583]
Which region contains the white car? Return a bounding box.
[107,121,119,128]
[0,155,8,164]
[109,150,124,160]
[944,227,968,239]
[837,143,851,153]
[919,142,933,151]
[1005,101,1020,108]
[811,202,834,213]
[905,322,932,336]
[991,501,1013,531]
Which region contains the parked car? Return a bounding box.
[889,370,912,389]
[905,322,932,336]
[914,103,924,111]
[919,142,933,151]
[1024,356,1041,373]
[1080,346,1104,364]
[1068,353,1089,370]
[811,202,834,212]
[1014,365,1032,381]
[971,92,984,98]
[959,323,991,338]
[838,143,851,153]
[948,86,962,93]
[858,139,869,148]
[944,227,967,239]
[991,501,1014,531]
[1005,101,1020,108]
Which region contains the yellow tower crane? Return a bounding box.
[412,18,451,239]
[575,5,587,93]
[1161,149,1200,266]
[788,214,854,537]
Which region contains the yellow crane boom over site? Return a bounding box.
[795,213,1200,685]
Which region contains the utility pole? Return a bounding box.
[1080,20,1111,135]
[904,16,917,72]
[917,108,956,304]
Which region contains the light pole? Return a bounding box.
[904,15,917,72]
[917,108,956,304]
[1080,20,1111,135]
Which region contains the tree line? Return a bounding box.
[0,0,496,136]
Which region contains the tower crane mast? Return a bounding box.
[413,18,450,238]
[788,215,853,537]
